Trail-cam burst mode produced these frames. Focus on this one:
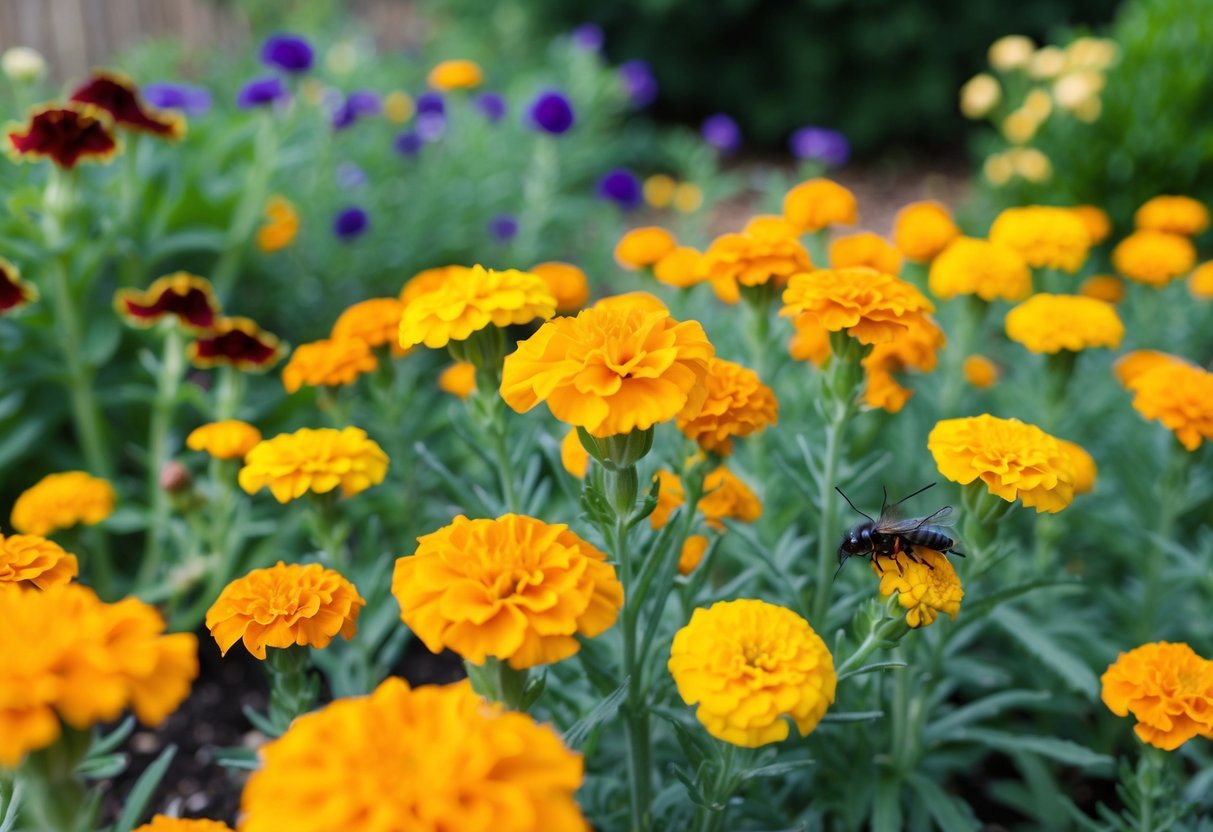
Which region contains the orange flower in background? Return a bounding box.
[788,312,832,367]
[69,71,184,138]
[1114,350,1190,390]
[0,533,78,590]
[393,514,623,669]
[928,237,1032,301]
[186,420,262,460]
[1004,294,1124,354]
[1134,195,1210,236]
[591,291,669,314]
[0,257,37,314]
[963,355,1000,389]
[398,265,556,349]
[651,467,762,532]
[1189,262,1213,299]
[1101,642,1213,751]
[239,427,389,502]
[188,316,283,371]
[780,267,935,346]
[114,272,219,332]
[701,215,812,304]
[560,428,590,478]
[531,261,591,312]
[1080,275,1125,303]
[830,232,902,275]
[1127,360,1213,451]
[206,562,365,660]
[1057,438,1097,494]
[893,201,959,263]
[783,178,858,233]
[282,337,378,393]
[677,357,778,455]
[1070,205,1112,245]
[331,298,407,355]
[427,59,483,90]
[6,103,118,168]
[989,206,1090,273]
[653,245,704,288]
[438,361,476,399]
[644,174,677,209]
[615,226,677,269]
[871,548,963,628]
[862,315,946,413]
[399,265,464,305]
[11,471,116,536]
[1112,230,1196,287]
[678,535,710,575]
[134,817,234,832]
[501,305,713,437]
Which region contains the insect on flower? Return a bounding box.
[835,483,964,576]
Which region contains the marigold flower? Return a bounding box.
[241,678,588,832]
[1189,262,1213,299]
[256,195,299,253]
[560,428,590,478]
[783,178,858,233]
[644,174,676,208]
[674,182,704,213]
[963,355,1000,389]
[530,261,590,312]
[0,257,37,314]
[653,245,705,288]
[1005,294,1123,354]
[959,73,1001,119]
[677,357,778,455]
[668,599,836,747]
[989,206,1090,273]
[1114,350,1187,390]
[615,226,677,270]
[1071,205,1112,245]
[502,306,713,437]
[134,817,234,832]
[239,426,389,502]
[114,272,219,333]
[1057,438,1097,494]
[780,267,935,346]
[651,467,761,532]
[591,291,669,314]
[206,562,364,660]
[69,71,184,138]
[678,535,710,575]
[438,361,477,399]
[1080,275,1125,303]
[1112,230,1196,287]
[788,312,832,367]
[830,232,902,275]
[188,316,283,371]
[0,533,78,590]
[186,420,262,461]
[1028,47,1066,79]
[1134,195,1210,236]
[6,103,118,168]
[1127,361,1213,451]
[11,471,116,536]
[400,265,464,305]
[384,90,415,123]
[1009,147,1053,183]
[331,297,407,357]
[393,514,623,669]
[928,415,1075,513]
[862,315,946,413]
[1101,642,1213,751]
[399,265,556,349]
[427,59,483,90]
[989,35,1035,71]
[893,201,960,264]
[871,548,963,628]
[282,337,378,393]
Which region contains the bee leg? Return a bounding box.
[948,548,967,558]
[871,555,884,574]
[895,555,904,576]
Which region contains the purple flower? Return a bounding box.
[336,162,367,189]
[416,112,446,142]
[488,215,519,242]
[333,206,369,241]
[701,113,741,154]
[394,130,423,156]
[474,92,507,123]
[144,83,212,116]
[596,168,643,210]
[416,92,445,116]
[236,76,288,109]
[618,60,657,108]
[571,23,604,52]
[789,126,851,167]
[260,34,314,73]
[330,90,382,130]
[528,90,575,135]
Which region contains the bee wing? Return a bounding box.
[874,506,954,534]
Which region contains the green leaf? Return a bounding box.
[212,746,260,771]
[89,716,137,758]
[946,728,1113,770]
[838,661,906,681]
[242,704,282,738]
[926,690,1052,742]
[77,753,129,779]
[822,710,886,723]
[563,682,628,749]
[742,759,815,781]
[0,780,22,832]
[143,228,228,264]
[908,774,980,832]
[993,608,1098,695]
[961,580,1083,621]
[0,419,44,469]
[871,775,902,832]
[111,744,176,832]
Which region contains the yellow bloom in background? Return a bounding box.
[186,419,262,461]
[399,265,556,349]
[871,548,963,628]
[427,59,483,90]
[383,90,415,123]
[783,178,858,233]
[1028,46,1066,79]
[331,298,408,356]
[501,306,713,437]
[989,206,1090,273]
[1112,230,1196,287]
[651,467,762,532]
[1008,147,1052,183]
[399,265,464,305]
[963,355,1000,389]
[1001,109,1041,144]
[592,291,669,314]
[206,561,365,660]
[1134,195,1210,236]
[959,73,1001,119]
[438,361,476,399]
[1025,87,1054,119]
[678,535,710,575]
[983,152,1015,186]
[928,414,1076,513]
[256,195,299,253]
[240,678,589,832]
[644,173,677,209]
[11,471,116,536]
[1067,37,1119,70]
[0,533,78,590]
[928,237,1032,302]
[830,231,902,275]
[1057,438,1097,494]
[677,357,778,455]
[392,514,623,669]
[1114,350,1190,390]
[1127,361,1213,451]
[861,315,946,413]
[1101,642,1213,751]
[239,426,389,503]
[668,599,836,747]
[560,428,590,478]
[1079,275,1125,303]
[134,817,234,832]
[1189,261,1213,299]
[893,201,959,264]
[1070,205,1112,245]
[1052,70,1104,112]
[282,337,378,393]
[700,215,813,304]
[615,226,677,270]
[674,182,704,213]
[1004,294,1124,354]
[530,261,591,312]
[653,245,705,288]
[780,267,935,346]
[988,34,1035,71]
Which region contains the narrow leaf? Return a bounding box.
[563,683,628,749]
[908,774,980,832]
[946,728,1113,769]
[994,608,1098,695]
[926,690,1052,742]
[112,744,177,832]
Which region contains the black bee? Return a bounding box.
[835,483,964,575]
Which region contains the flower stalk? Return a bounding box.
[265,645,320,735]
[138,321,187,586]
[14,726,95,832]
[213,113,278,299]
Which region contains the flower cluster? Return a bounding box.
[10,470,116,536]
[239,427,389,502]
[871,549,964,628]
[1101,642,1213,750]
[677,357,778,455]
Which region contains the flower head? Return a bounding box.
[0,258,37,314]
[261,34,314,73]
[651,467,762,532]
[1080,275,1125,303]
[428,59,483,90]
[438,362,477,399]
[861,315,946,413]
[1127,360,1213,451]
[783,178,857,233]
[331,298,407,355]
[528,90,575,134]
[615,226,677,270]
[236,76,288,108]
[393,514,623,669]
[240,678,588,832]
[257,195,299,253]
[1134,196,1210,237]
[963,355,1000,389]
[654,246,705,288]
[701,216,812,304]
[571,22,604,50]
[0,534,78,590]
[893,201,960,263]
[989,206,1090,273]
[393,129,423,156]
[134,818,234,832]
[788,127,850,166]
[560,428,590,478]
[188,316,283,371]
[678,535,710,575]
[1112,230,1196,287]
[11,471,115,536]
[830,232,902,275]
[592,291,669,314]
[871,548,963,628]
[400,265,463,305]
[1,46,46,83]
[668,599,836,747]
[989,35,1035,71]
[239,427,389,503]
[487,214,519,242]
[1115,350,1190,389]
[928,237,1032,302]
[1071,205,1112,245]
[474,91,508,122]
[399,265,556,349]
[7,104,117,168]
[929,415,1075,512]
[1004,294,1124,354]
[619,60,658,107]
[143,83,212,116]
[333,206,369,241]
[597,168,643,210]
[1101,642,1213,751]
[186,420,262,461]
[114,272,219,332]
[701,113,741,153]
[282,338,377,393]
[530,262,590,312]
[781,267,935,345]
[1189,262,1213,299]
[677,357,778,454]
[69,71,184,138]
[1057,438,1097,494]
[960,73,1001,118]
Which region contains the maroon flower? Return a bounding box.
[114,272,220,332]
[0,258,37,314]
[189,317,284,372]
[7,104,118,169]
[69,72,185,139]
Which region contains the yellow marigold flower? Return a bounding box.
[384,90,414,123]
[1134,195,1210,236]
[989,206,1091,273]
[1128,361,1213,451]
[678,534,709,575]
[427,59,483,90]
[677,357,778,455]
[1112,230,1197,287]
[501,306,713,438]
[134,817,234,832]
[830,232,902,275]
[893,201,960,264]
[530,261,590,312]
[1028,46,1066,79]
[871,548,963,628]
[780,267,935,346]
[282,337,378,393]
[983,151,1015,186]
[1052,70,1103,111]
[1009,147,1052,183]
[783,178,858,233]
[205,562,365,660]
[674,182,704,213]
[256,195,299,253]
[963,355,1000,389]
[560,428,590,478]
[615,226,677,270]
[1080,275,1125,304]
[393,514,623,669]
[1190,262,1213,299]
[1114,350,1190,390]
[668,599,836,747]
[959,73,1001,119]
[399,265,464,305]
[1101,642,1213,751]
[651,467,762,532]
[11,471,116,536]
[438,361,476,399]
[928,237,1032,302]
[644,174,676,209]
[861,315,947,413]
[1070,205,1112,245]
[989,34,1035,71]
[239,427,389,503]
[331,298,408,356]
[1057,438,1097,494]
[241,678,589,832]
[399,265,556,349]
[653,245,705,288]
[0,533,78,590]
[928,415,1076,513]
[1073,96,1102,122]
[592,291,669,314]
[186,419,262,461]
[1005,294,1124,354]
[1067,37,1119,70]
[1001,109,1041,144]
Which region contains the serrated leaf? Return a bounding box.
[111,744,176,832]
[994,608,1098,695]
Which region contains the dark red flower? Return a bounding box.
[7,104,118,169]
[0,258,37,314]
[189,317,284,372]
[114,272,219,332]
[69,72,184,139]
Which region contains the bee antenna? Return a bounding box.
[833,558,848,582]
[891,482,937,508]
[835,487,874,522]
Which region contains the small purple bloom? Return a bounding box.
[571,23,604,52]
[474,92,507,123]
[236,76,288,109]
[789,126,851,167]
[528,90,575,135]
[336,162,367,189]
[416,112,446,142]
[618,60,657,108]
[261,34,314,73]
[596,168,643,210]
[333,206,369,241]
[330,90,382,130]
[144,83,212,116]
[488,215,519,242]
[416,92,445,116]
[701,113,741,154]
[393,130,423,156]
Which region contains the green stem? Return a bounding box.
[214,366,244,421]
[138,324,186,586]
[1139,447,1188,641]
[15,726,96,832]
[465,657,529,709]
[812,402,853,627]
[308,493,351,572]
[266,645,319,734]
[938,295,986,418]
[836,614,911,677]
[213,114,278,299]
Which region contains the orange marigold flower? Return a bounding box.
[1080,274,1125,303]
[205,562,365,660]
[677,357,778,455]
[0,533,78,590]
[1134,195,1210,237]
[438,361,477,399]
[1004,294,1124,354]
[783,178,858,233]
[1101,642,1213,751]
[1127,361,1213,451]
[928,237,1032,301]
[186,420,262,461]
[392,514,623,669]
[678,535,710,575]
[1071,205,1112,245]
[134,817,234,832]
[701,215,813,304]
[69,71,184,138]
[1114,350,1190,390]
[871,548,963,628]
[239,427,389,502]
[399,265,556,349]
[6,103,118,168]
[928,414,1075,513]
[1057,438,1097,494]
[862,315,946,413]
[788,312,832,367]
[400,265,465,305]
[240,678,589,832]
[530,261,590,312]
[989,206,1090,273]
[188,316,283,372]
[282,337,378,393]
[651,467,762,532]
[592,290,669,314]
[427,59,483,90]
[830,231,902,275]
[674,182,704,213]
[893,201,960,263]
[644,174,677,209]
[1112,230,1197,287]
[114,272,220,332]
[963,355,1000,389]
[560,428,590,478]
[11,471,116,536]
[0,257,37,314]
[331,298,407,356]
[501,306,713,437]
[1189,261,1213,299]
[668,599,836,747]
[653,245,705,288]
[615,226,677,270]
[780,267,935,346]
